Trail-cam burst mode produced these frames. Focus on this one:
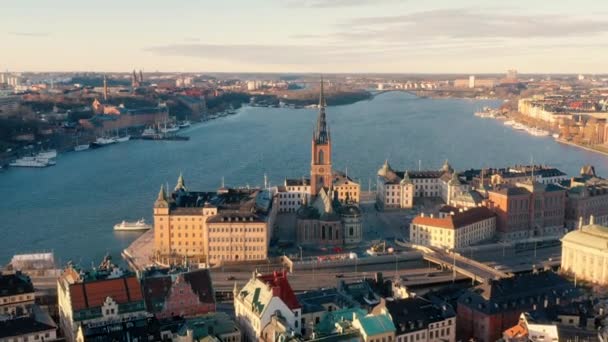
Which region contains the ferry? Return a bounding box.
[74,144,90,152]
[9,156,55,168]
[178,121,191,128]
[114,218,152,231]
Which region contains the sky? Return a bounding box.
[2,0,608,73]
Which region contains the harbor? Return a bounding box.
[0,92,606,265]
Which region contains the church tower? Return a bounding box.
[310,77,332,196]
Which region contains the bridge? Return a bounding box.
[421,247,511,284]
[371,89,421,97]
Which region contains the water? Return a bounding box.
[1,92,606,266]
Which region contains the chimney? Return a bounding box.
[578,216,583,230]
[430,214,434,218]
[421,213,425,217]
[590,215,595,225]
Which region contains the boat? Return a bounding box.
[503,120,516,126]
[160,124,179,134]
[92,137,116,147]
[512,123,527,131]
[178,120,191,128]
[74,144,90,152]
[36,149,57,159]
[115,135,131,143]
[113,218,152,231]
[528,128,550,137]
[9,156,55,168]
[552,133,560,139]
[141,127,157,137]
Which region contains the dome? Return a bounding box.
[341,204,362,216]
[377,160,393,177]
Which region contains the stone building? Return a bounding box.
[153,174,277,266]
[57,256,148,342]
[410,206,496,249]
[296,187,363,246]
[294,79,362,246]
[374,297,456,342]
[376,160,468,210]
[487,181,566,240]
[0,271,35,316]
[234,271,302,341]
[141,268,215,319]
[457,272,578,342]
[561,218,608,286]
[563,165,608,228]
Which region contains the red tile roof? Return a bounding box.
[257,271,301,310]
[69,276,143,311]
[412,207,495,229]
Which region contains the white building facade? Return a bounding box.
[410,207,496,249]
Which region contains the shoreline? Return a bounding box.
[555,138,608,157]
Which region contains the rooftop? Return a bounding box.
[0,271,34,298]
[412,206,495,229]
[381,297,455,334]
[142,268,215,314]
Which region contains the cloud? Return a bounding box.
[339,9,608,41]
[8,31,50,37]
[284,0,398,8]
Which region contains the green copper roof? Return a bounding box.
[316,308,367,336]
[356,314,395,336]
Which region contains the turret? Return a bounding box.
[154,184,169,208]
[175,172,187,191]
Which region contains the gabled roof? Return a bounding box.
[69,276,143,311]
[237,271,301,318]
[142,268,215,313]
[257,272,301,310]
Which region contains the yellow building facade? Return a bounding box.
[154,176,276,266]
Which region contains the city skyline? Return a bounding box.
[3,0,608,74]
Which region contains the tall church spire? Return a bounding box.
[314,76,329,144]
[103,74,108,101]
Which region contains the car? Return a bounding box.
[226,276,236,281]
[335,274,344,278]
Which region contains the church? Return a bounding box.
[295,79,363,246]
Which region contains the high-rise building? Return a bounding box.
[468,75,475,88]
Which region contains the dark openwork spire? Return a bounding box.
[314,76,329,144]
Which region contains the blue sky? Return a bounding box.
[2,0,608,73]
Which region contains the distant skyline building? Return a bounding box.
[468,75,475,88]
